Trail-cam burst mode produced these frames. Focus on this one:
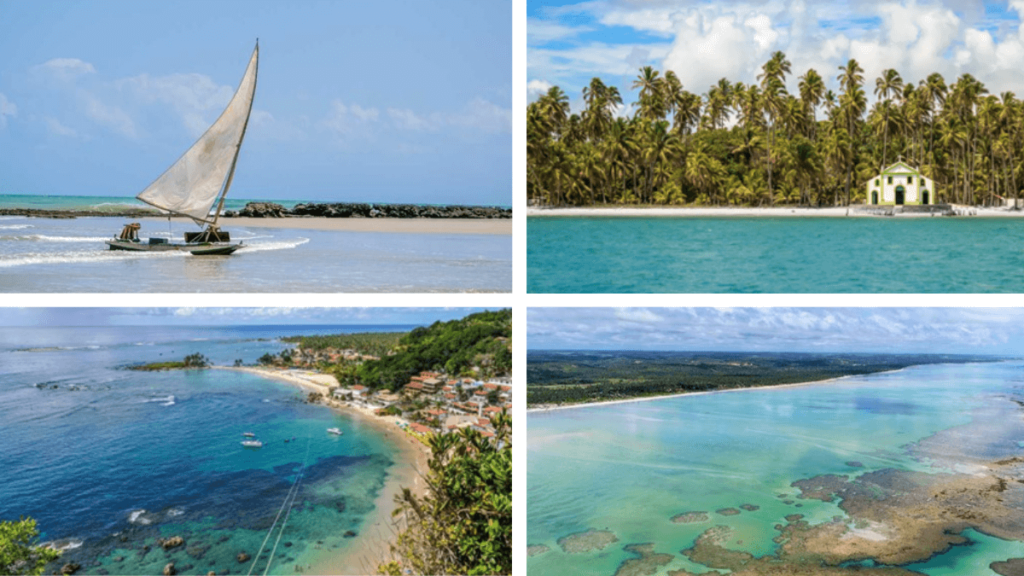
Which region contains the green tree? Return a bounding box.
[0,517,61,576]
[379,412,511,576]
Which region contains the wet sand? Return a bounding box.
[143,216,511,235]
[216,366,431,575]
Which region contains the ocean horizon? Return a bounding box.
[0,323,417,575]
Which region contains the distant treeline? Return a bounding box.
[281,332,404,358]
[527,351,998,406]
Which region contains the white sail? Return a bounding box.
[137,45,258,222]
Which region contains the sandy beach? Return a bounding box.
[214,366,431,574]
[143,216,512,235]
[526,367,914,414]
[526,205,1024,218]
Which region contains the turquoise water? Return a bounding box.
[527,362,1024,575]
[527,217,1024,292]
[0,324,415,575]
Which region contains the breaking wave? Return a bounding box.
[0,248,189,268]
[238,237,310,253]
[144,395,176,406]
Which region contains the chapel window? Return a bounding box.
[888,176,892,184]
[908,176,913,184]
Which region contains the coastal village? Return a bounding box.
[251,338,513,446]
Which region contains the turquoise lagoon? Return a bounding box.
[527,361,1024,575]
[0,324,415,575]
[527,217,1024,292]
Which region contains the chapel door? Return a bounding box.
[895,186,905,205]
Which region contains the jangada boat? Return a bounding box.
[106,42,259,256]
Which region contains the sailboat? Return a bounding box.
[106,42,259,256]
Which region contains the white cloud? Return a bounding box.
[35,57,96,81]
[84,95,136,138]
[118,72,233,136]
[388,107,437,131]
[527,79,553,100]
[323,99,380,136]
[44,116,77,137]
[528,18,590,44]
[0,93,16,128]
[532,0,1024,109]
[450,98,511,133]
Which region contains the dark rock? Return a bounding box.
[715,508,741,516]
[785,514,804,522]
[163,562,176,576]
[343,530,357,538]
[60,563,81,575]
[283,541,292,547]
[992,558,1024,576]
[218,535,230,543]
[846,461,864,468]
[238,202,287,218]
[113,556,124,563]
[161,536,185,550]
[237,552,250,563]
[739,504,759,511]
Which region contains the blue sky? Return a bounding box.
[528,308,1024,355]
[0,0,510,206]
[0,307,496,327]
[528,0,1024,115]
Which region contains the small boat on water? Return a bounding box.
[241,440,263,448]
[105,42,259,256]
[327,428,343,435]
[242,432,256,438]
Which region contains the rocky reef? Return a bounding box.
[557,529,619,553]
[227,201,511,219]
[613,543,673,576]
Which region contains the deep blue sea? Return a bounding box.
[528,216,1024,292]
[0,324,415,575]
[528,361,1024,575]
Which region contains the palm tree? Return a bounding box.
[757,51,792,204]
[837,58,865,206]
[874,68,903,170]
[798,69,824,140]
[632,66,665,122]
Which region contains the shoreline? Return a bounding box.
[526,367,913,413]
[526,205,1024,218]
[214,366,431,574]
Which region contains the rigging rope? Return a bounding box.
[246,436,313,576]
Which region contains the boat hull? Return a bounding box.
[106,239,241,255]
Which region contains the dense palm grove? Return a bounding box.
[528,52,1024,207]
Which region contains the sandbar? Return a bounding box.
[214,366,431,574]
[143,216,511,235]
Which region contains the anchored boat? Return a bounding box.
[106,42,259,256]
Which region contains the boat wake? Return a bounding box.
[0,248,189,268]
[240,237,310,253]
[0,224,33,230]
[144,395,176,406]
[0,234,111,243]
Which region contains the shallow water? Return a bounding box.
[0,324,414,575]
[527,362,1024,575]
[0,216,510,292]
[528,216,1024,292]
